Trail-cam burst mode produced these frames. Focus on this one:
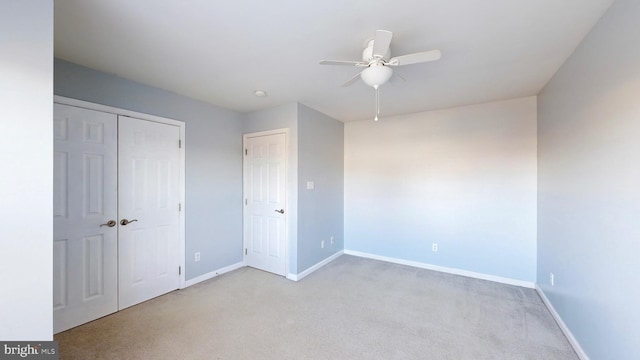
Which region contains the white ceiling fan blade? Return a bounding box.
[388,49,441,66]
[340,71,364,87]
[320,60,368,67]
[372,30,393,59]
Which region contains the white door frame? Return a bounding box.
[54,95,187,289]
[242,128,289,276]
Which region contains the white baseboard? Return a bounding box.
[344,250,535,288]
[287,250,344,282]
[535,285,589,360]
[184,261,245,287]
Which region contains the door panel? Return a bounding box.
[53,104,118,333]
[118,116,181,309]
[244,133,287,275]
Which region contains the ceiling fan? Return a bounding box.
[320,30,441,121]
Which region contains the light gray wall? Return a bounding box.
[0,0,53,340]
[243,103,300,273]
[345,97,538,282]
[54,59,244,280]
[297,104,344,272]
[537,1,640,358]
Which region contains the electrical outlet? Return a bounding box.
[195,252,201,262]
[330,235,334,245]
[432,243,438,252]
[550,272,554,286]
[321,240,325,249]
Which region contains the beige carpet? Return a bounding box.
[55,255,578,359]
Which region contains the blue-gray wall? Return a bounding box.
[344,97,538,282]
[297,104,344,272]
[243,103,345,275]
[54,59,244,280]
[0,0,53,341]
[537,0,640,358]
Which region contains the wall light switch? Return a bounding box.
[307,181,315,190]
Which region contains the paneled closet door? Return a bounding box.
[117,116,181,310]
[53,103,118,333]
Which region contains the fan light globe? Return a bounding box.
[361,64,393,88]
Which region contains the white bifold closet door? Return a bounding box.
[117,116,181,310]
[53,104,118,333]
[53,104,181,333]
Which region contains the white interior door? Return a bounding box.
[53,104,118,333]
[118,116,181,309]
[243,132,287,276]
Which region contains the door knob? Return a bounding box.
[100,220,117,228]
[274,209,285,214]
[120,219,138,226]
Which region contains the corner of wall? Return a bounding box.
[535,286,589,360]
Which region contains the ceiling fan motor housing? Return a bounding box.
[361,39,393,88]
[363,39,390,62]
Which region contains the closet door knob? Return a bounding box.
[120,219,138,226]
[100,220,117,228]
[274,209,285,214]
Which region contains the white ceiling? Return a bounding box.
[54,0,613,122]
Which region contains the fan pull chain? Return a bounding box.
[374,85,380,121]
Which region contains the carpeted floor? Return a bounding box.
[55,255,578,359]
